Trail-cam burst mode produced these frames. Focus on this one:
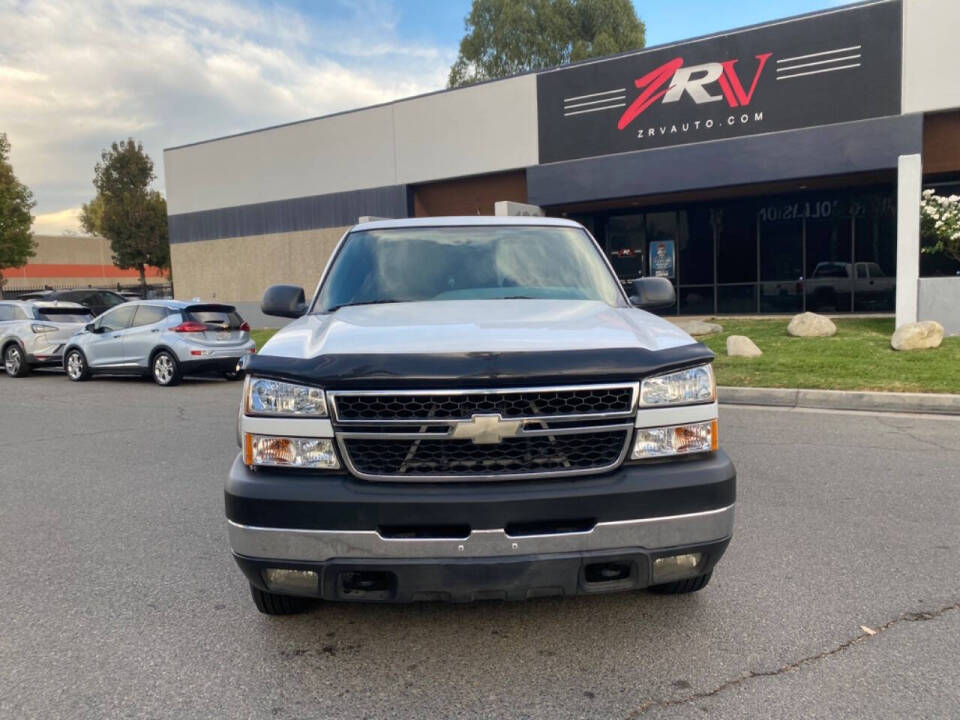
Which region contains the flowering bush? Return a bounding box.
[920,189,960,263]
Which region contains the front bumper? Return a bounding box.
[226,450,736,601]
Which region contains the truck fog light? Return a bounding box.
[244,434,340,469]
[653,553,703,582]
[631,420,717,459]
[263,568,318,593]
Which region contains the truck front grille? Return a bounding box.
[343,430,630,479]
[333,386,634,421]
[329,383,637,482]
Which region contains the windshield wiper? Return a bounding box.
[325,299,407,313]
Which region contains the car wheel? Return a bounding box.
[250,584,310,615]
[64,349,91,381]
[3,344,30,378]
[648,571,713,595]
[151,351,182,386]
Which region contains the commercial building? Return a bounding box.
[2,235,167,292]
[164,0,960,331]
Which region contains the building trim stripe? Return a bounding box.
[168,184,409,244]
[527,115,923,207]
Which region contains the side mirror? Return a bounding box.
[85,323,98,333]
[629,277,676,309]
[262,284,307,318]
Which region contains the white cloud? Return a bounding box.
[32,206,82,235]
[0,0,454,233]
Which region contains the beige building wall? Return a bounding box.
[31,235,111,264]
[169,226,348,303]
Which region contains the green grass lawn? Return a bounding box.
[250,329,278,349]
[700,318,960,394]
[249,319,959,394]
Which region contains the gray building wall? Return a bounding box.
[919,278,960,336]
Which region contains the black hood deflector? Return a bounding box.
[245,343,714,389]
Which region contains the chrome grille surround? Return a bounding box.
[328,383,638,482]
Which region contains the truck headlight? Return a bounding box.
[640,364,715,406]
[244,434,339,469]
[245,377,327,417]
[631,420,717,459]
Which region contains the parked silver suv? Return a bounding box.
[63,300,255,386]
[0,300,93,377]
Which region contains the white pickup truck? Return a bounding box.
[226,216,736,614]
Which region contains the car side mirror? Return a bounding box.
[85,323,98,333]
[262,284,307,318]
[629,277,676,309]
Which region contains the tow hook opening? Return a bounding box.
[338,571,396,600]
[584,562,632,583]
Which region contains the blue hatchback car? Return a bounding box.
[63,300,255,386]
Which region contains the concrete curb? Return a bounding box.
[718,386,960,416]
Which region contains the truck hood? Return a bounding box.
[247,300,711,389]
[261,299,694,358]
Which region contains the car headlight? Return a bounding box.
[640,364,715,406]
[245,377,327,417]
[244,434,340,469]
[631,420,717,459]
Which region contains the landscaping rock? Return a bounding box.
[891,321,945,351]
[727,335,762,357]
[787,312,836,337]
[673,319,723,336]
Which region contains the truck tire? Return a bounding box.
[648,571,713,595]
[250,584,310,615]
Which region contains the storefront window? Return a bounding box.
[759,215,802,313]
[854,212,896,312]
[718,284,757,314]
[716,205,756,285]
[577,185,895,315]
[806,216,853,312]
[605,214,645,280]
[678,208,714,286]
[679,286,714,315]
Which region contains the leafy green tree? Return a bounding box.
[0,133,36,284]
[449,0,645,87]
[81,139,169,289]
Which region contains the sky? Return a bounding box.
[0,0,848,234]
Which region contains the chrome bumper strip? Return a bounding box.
[228,504,734,561]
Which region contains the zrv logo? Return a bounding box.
[617,54,772,130]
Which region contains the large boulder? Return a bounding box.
[891,321,944,351]
[787,312,837,338]
[673,319,723,336]
[727,335,762,357]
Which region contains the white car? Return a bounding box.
[62,300,256,386]
[0,300,93,377]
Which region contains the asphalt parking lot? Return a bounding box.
[1,371,958,719]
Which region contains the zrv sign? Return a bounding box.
[537,1,901,163]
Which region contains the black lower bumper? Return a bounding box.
[225,450,735,531]
[179,357,243,375]
[225,450,735,602]
[234,538,730,603]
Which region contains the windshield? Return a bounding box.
[315,226,625,312]
[34,308,93,323]
[185,306,244,329]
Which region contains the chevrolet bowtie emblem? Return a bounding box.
[451,413,522,444]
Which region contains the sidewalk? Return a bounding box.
[719,386,960,416]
